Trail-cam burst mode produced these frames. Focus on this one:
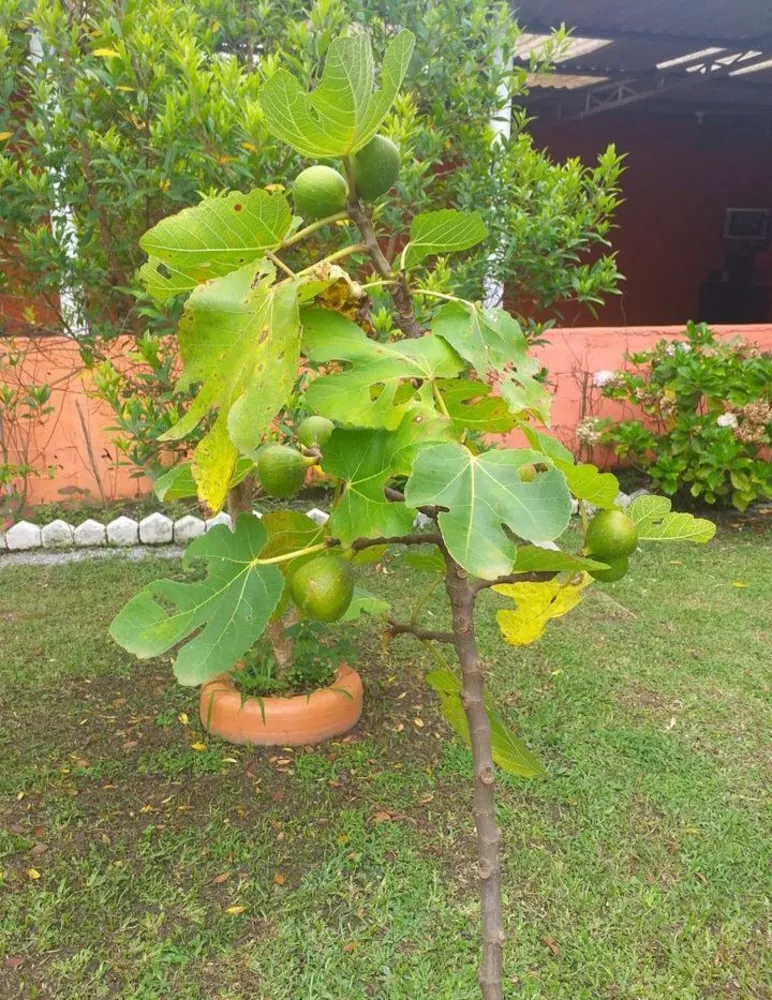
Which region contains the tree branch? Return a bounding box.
[442,547,505,1000]
[386,618,455,643]
[384,485,439,520]
[471,571,557,593]
[343,159,423,340]
[349,532,442,551]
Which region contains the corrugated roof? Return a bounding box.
[512,0,772,118]
[513,0,772,45]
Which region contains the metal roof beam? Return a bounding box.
[551,48,772,122]
[516,21,772,51]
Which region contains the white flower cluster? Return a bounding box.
[716,412,738,428]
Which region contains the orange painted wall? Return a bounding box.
[530,113,772,327]
[1,337,150,506]
[3,324,772,507]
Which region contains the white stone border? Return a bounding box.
[0,508,331,554]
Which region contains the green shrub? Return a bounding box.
[597,321,772,510]
[0,0,623,479]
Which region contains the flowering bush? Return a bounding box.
[598,322,772,510]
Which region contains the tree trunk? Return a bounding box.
[227,480,296,672]
[226,479,252,522]
[444,554,505,1000]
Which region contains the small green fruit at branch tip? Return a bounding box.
[293,165,347,220]
[351,135,400,201]
[256,444,307,498]
[585,509,639,559]
[519,463,537,483]
[589,554,629,583]
[297,415,334,448]
[289,555,354,622]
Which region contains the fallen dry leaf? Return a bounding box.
[121,740,138,750]
[542,935,560,956]
[225,905,246,915]
[29,844,48,858]
[178,712,189,725]
[213,873,230,884]
[373,811,392,823]
[190,742,207,752]
[273,872,286,885]
[26,868,41,880]
[4,957,24,970]
[342,941,358,953]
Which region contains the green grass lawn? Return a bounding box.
[1,526,770,999]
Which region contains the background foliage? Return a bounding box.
[596,322,772,510]
[0,0,623,479]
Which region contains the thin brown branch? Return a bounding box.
[384,485,439,520]
[386,618,455,643]
[471,571,557,593]
[350,532,442,552]
[442,548,505,1000]
[343,159,423,340]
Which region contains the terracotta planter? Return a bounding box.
[199,665,363,746]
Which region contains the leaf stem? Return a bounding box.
[253,541,329,567]
[279,211,350,250]
[412,288,463,304]
[293,243,368,279]
[432,381,451,420]
[265,249,296,279]
[410,573,442,625]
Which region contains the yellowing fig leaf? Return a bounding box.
[140,190,295,302]
[556,461,621,509]
[432,302,550,423]
[628,494,716,543]
[512,546,608,574]
[405,444,573,580]
[153,458,254,502]
[302,307,462,429]
[109,515,285,686]
[159,261,300,511]
[402,209,487,269]
[493,576,591,646]
[259,30,415,158]
[426,669,545,778]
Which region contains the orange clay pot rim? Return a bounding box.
[201,663,358,703]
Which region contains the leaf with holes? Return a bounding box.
[322,413,449,544]
[109,515,285,686]
[153,458,254,502]
[432,302,550,423]
[436,379,516,434]
[427,669,545,778]
[494,575,591,646]
[159,260,300,511]
[556,461,621,509]
[629,495,716,543]
[140,190,295,302]
[302,307,462,429]
[405,444,572,579]
[402,210,487,269]
[259,30,415,157]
